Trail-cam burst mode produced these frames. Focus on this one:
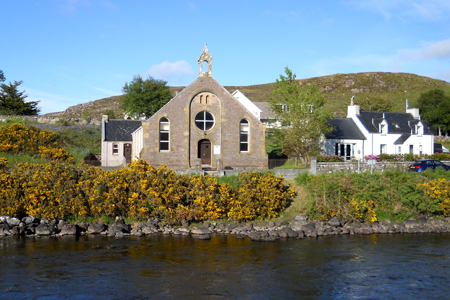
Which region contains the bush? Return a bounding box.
[317,155,344,162]
[0,159,295,223]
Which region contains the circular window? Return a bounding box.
[195,111,215,131]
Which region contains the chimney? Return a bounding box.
[102,115,109,123]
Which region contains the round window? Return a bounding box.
[195,111,215,131]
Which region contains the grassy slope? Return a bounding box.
[42,72,450,120]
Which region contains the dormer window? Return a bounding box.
[380,124,387,135]
[416,124,423,137]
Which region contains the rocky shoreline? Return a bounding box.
[1,215,450,241]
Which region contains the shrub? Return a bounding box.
[317,155,344,162]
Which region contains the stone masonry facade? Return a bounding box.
[139,46,267,170]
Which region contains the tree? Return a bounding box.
[267,67,332,165]
[0,80,40,115]
[119,75,172,119]
[417,89,450,136]
[0,70,4,83]
[358,96,394,112]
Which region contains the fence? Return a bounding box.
[268,158,289,169]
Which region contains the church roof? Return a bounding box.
[104,119,142,142]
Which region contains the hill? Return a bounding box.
[43,72,450,120]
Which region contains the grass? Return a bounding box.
[0,152,51,166]
[274,160,308,169]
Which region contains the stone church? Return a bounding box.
[102,45,268,170]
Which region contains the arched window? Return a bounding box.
[199,95,203,104]
[240,119,249,152]
[159,117,170,151]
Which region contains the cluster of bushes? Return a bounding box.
[0,159,295,224]
[295,168,450,223]
[0,123,72,161]
[317,155,345,162]
[365,153,450,162]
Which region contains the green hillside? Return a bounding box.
[44,72,450,120]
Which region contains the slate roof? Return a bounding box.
[104,120,142,142]
[253,102,276,119]
[326,118,366,140]
[394,133,411,145]
[356,111,433,135]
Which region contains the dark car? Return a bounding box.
[409,160,450,172]
[434,148,450,154]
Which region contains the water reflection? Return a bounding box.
[0,233,449,299]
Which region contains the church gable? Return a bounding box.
[139,45,267,170]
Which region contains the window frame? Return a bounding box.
[159,117,170,152]
[112,143,119,155]
[194,111,215,131]
[240,119,250,152]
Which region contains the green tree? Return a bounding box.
[119,75,172,119]
[0,80,40,115]
[0,70,5,83]
[358,95,394,111]
[267,67,332,165]
[417,89,450,136]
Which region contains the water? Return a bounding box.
[1,233,449,299]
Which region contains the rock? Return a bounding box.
[172,229,182,235]
[142,226,157,235]
[291,221,315,232]
[327,216,341,227]
[295,215,308,221]
[191,227,212,235]
[60,224,78,235]
[248,232,268,241]
[203,222,211,228]
[147,217,159,226]
[281,228,298,238]
[22,216,37,225]
[296,231,305,239]
[416,215,427,225]
[235,234,246,239]
[58,220,70,231]
[268,221,275,228]
[88,223,106,234]
[268,231,279,238]
[40,219,50,225]
[36,224,52,235]
[178,227,191,234]
[0,216,6,223]
[197,234,211,240]
[11,226,24,235]
[115,216,125,224]
[130,227,143,236]
[108,223,130,236]
[6,217,20,226]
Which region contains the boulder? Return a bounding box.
[36,224,52,235]
[147,217,159,226]
[88,223,106,234]
[291,221,315,232]
[22,216,37,225]
[58,220,70,231]
[130,227,143,236]
[191,227,212,235]
[6,217,20,227]
[108,223,130,236]
[416,215,427,225]
[281,228,298,238]
[327,216,341,227]
[60,224,78,235]
[142,226,157,235]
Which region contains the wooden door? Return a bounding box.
[198,139,211,165]
[124,143,132,164]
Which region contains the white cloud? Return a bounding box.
[88,86,118,96]
[399,39,450,60]
[147,60,195,85]
[348,0,450,21]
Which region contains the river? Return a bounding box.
[1,233,449,299]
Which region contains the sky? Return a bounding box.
[1,0,450,114]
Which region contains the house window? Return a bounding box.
[195,111,215,131]
[159,117,170,151]
[398,146,401,153]
[112,143,119,154]
[380,124,387,135]
[416,125,423,137]
[240,119,249,152]
[409,145,414,154]
[380,144,387,154]
[419,145,422,155]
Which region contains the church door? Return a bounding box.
[124,143,132,164]
[198,139,211,166]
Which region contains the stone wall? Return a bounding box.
[315,161,450,174]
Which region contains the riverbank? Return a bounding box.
[1,214,450,241]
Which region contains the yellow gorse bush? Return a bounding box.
[0,123,73,161]
[0,159,295,222]
[350,199,377,223]
[419,178,450,216]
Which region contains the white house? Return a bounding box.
[232,90,262,119]
[323,100,434,160]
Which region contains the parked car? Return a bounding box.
[409,160,450,172]
[434,148,450,154]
